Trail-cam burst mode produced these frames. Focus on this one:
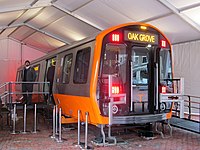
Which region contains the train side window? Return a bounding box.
[73,47,91,84]
[62,53,73,84]
[159,49,172,80]
[33,64,40,81]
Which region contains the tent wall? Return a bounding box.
[0,38,46,84]
[173,40,200,114]
[173,40,200,97]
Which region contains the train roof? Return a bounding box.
[19,22,171,69]
[18,32,100,69]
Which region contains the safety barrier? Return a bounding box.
[76,110,90,149]
[51,105,56,139]
[11,104,16,134]
[51,104,63,143]
[0,81,50,129]
[11,103,38,134]
[50,104,92,147]
[183,95,199,121]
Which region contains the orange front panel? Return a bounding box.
[54,94,108,125]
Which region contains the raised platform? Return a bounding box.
[170,117,200,134]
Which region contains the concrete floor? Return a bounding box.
[0,110,199,150]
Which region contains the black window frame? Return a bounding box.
[73,47,91,84]
[62,53,73,84]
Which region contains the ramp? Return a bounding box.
[170,117,200,134]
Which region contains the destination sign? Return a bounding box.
[124,30,158,44]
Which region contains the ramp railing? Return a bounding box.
[0,81,50,130]
[160,78,200,122]
[160,78,185,118]
[183,95,200,121]
[0,81,50,105]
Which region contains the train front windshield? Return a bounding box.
[97,25,173,116]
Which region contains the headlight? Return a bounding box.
[160,102,166,111]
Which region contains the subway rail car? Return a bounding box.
[16,22,173,126]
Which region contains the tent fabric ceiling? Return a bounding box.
[0,0,200,53]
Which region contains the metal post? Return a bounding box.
[85,112,88,149]
[57,108,62,143]
[4,83,7,104]
[155,63,159,110]
[8,82,12,126]
[176,80,179,94]
[55,105,58,135]
[11,104,16,134]
[180,78,184,95]
[108,101,113,126]
[108,125,111,138]
[100,125,106,146]
[51,105,56,138]
[8,82,12,104]
[38,83,39,103]
[108,75,112,98]
[188,96,191,120]
[108,125,117,145]
[21,104,27,134]
[77,110,81,145]
[32,104,37,133]
[179,100,184,118]
[130,61,133,111]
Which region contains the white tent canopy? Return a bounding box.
[0,0,200,53]
[1,0,200,99]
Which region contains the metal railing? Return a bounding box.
[0,82,9,103]
[0,81,50,130]
[0,81,50,105]
[160,78,199,122]
[183,95,200,121]
[0,82,50,134]
[162,78,184,94]
[171,94,199,122]
[160,78,185,118]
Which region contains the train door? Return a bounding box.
[158,48,173,112]
[130,46,154,114]
[43,57,56,102]
[98,44,160,116]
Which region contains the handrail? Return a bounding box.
[0,81,51,132]
[172,95,200,121]
[0,93,9,99]
[163,78,182,81]
[10,81,50,84]
[160,78,199,121]
[0,82,9,103]
[183,95,200,120]
[0,81,50,104]
[184,95,200,99]
[0,91,9,98]
[0,82,9,89]
[184,100,200,105]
